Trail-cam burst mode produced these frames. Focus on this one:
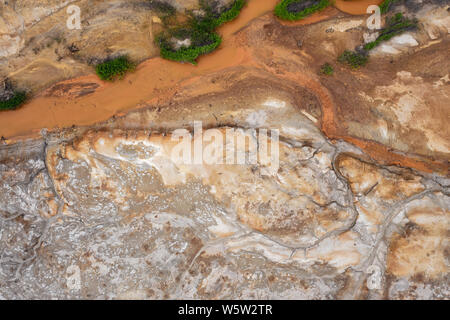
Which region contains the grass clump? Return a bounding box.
[379,0,401,14]
[95,56,135,81]
[338,50,368,69]
[0,91,27,111]
[158,30,222,64]
[274,0,330,21]
[156,0,246,64]
[363,13,417,50]
[194,0,246,32]
[320,63,334,75]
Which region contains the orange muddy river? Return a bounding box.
[334,0,383,15]
[0,0,382,139]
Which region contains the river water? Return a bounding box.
[0,0,382,140]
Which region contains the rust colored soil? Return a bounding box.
[1,0,335,140]
[0,0,444,174]
[0,0,280,140]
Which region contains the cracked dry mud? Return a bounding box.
[0,0,449,300]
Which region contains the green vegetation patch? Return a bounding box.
[363,13,417,51]
[274,0,330,21]
[379,0,401,14]
[194,0,246,32]
[338,50,368,69]
[320,63,334,75]
[95,56,135,81]
[156,0,245,64]
[158,30,222,64]
[0,91,27,111]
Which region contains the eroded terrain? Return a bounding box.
[0,0,449,299]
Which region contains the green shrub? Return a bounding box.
[338,50,368,69]
[158,31,222,64]
[156,0,245,64]
[95,56,135,81]
[0,91,27,111]
[363,41,378,51]
[363,13,417,51]
[379,0,401,14]
[194,0,246,32]
[320,63,333,75]
[274,0,330,21]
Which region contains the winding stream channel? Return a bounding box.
[0,0,382,140]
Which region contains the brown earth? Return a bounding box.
[0,0,448,300]
[2,0,448,175]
